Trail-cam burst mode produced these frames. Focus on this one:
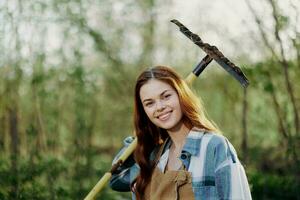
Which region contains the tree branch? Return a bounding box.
[267,0,300,135]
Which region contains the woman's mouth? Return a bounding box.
[157,111,172,121]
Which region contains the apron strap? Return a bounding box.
[153,137,170,166]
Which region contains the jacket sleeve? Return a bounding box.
[214,136,252,200]
[109,136,140,192]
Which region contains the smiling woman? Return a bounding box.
[110,66,252,200]
[139,79,183,130]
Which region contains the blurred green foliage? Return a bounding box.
[0,0,300,199]
[0,154,131,200]
[1,155,300,199]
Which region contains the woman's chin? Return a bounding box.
[155,121,175,130]
[156,120,182,131]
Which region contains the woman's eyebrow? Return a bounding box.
[142,99,152,103]
[160,90,170,96]
[142,90,170,103]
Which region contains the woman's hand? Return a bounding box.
[131,182,137,193]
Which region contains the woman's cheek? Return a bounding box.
[145,108,154,121]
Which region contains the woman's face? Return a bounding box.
[139,79,183,130]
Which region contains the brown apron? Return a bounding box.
[143,140,195,200]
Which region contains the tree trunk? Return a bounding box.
[32,85,47,153]
[241,87,249,163]
[0,115,5,152]
[137,0,156,67]
[265,72,289,139]
[8,107,19,199]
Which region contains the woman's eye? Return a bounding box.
[145,102,154,107]
[164,94,171,99]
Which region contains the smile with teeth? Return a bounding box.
[157,111,172,121]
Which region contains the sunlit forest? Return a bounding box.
[0,0,299,199]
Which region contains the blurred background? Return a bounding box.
[0,0,299,199]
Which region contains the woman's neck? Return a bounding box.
[167,121,190,149]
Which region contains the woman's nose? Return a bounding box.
[156,100,166,111]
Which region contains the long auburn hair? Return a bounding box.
[133,66,220,199]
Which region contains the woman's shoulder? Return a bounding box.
[192,129,238,157]
[191,128,228,146]
[203,131,239,163]
[204,132,228,146]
